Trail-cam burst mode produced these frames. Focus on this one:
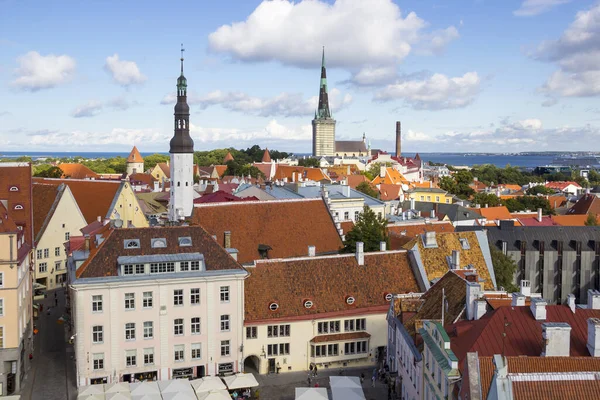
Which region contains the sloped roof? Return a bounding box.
[129,173,156,186]
[0,163,33,244]
[135,192,168,214]
[387,222,454,250]
[335,140,367,153]
[156,162,171,179]
[551,214,594,226]
[245,251,419,322]
[547,195,567,209]
[253,163,272,179]
[261,148,271,163]
[512,380,600,400]
[274,166,330,182]
[378,184,402,201]
[126,146,143,163]
[192,199,343,264]
[343,174,368,189]
[567,194,600,215]
[0,202,18,233]
[371,167,409,186]
[545,181,582,190]
[194,190,257,204]
[223,152,234,163]
[77,225,244,279]
[32,183,63,242]
[519,216,556,226]
[399,201,483,222]
[33,178,120,224]
[469,181,488,191]
[472,206,513,221]
[58,163,100,180]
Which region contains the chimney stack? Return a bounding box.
[530,298,547,320]
[587,318,600,357]
[410,197,415,210]
[537,208,543,223]
[567,294,576,313]
[224,231,231,249]
[541,322,571,357]
[451,250,460,269]
[308,245,316,257]
[512,292,525,306]
[380,165,386,178]
[395,121,401,157]
[520,280,531,297]
[474,299,487,320]
[588,289,600,309]
[466,281,482,320]
[356,242,364,266]
[380,241,387,252]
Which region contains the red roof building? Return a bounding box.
[58,163,100,180]
[0,162,34,245]
[193,190,257,204]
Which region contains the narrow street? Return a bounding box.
[20,288,77,400]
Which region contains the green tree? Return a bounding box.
[489,245,518,292]
[34,166,63,178]
[472,192,502,207]
[439,171,474,200]
[365,162,392,181]
[343,205,387,253]
[143,154,170,171]
[298,157,320,168]
[526,185,555,196]
[502,196,555,215]
[588,170,600,186]
[585,213,598,226]
[355,182,379,198]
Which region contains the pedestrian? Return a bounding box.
[371,375,376,387]
[54,292,57,299]
[360,372,365,384]
[276,362,281,374]
[314,382,319,388]
[307,374,312,386]
[314,365,318,376]
[55,298,58,306]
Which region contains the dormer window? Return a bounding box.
[124,239,140,249]
[346,296,355,305]
[459,238,470,250]
[9,186,19,192]
[269,302,279,311]
[178,237,192,247]
[14,205,23,210]
[151,238,167,248]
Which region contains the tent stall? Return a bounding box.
[196,390,232,400]
[105,393,131,400]
[295,387,329,400]
[221,373,259,390]
[158,379,195,394]
[191,376,227,393]
[78,385,105,396]
[329,376,365,400]
[104,382,130,393]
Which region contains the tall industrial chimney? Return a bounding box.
[395,121,401,157]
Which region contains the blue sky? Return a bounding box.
[1,0,599,153]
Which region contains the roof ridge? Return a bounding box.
[253,250,408,265]
[193,197,323,208]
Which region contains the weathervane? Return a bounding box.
[180,43,185,73]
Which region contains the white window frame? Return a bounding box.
[126,349,137,367]
[93,353,104,370]
[220,315,230,332]
[173,289,183,306]
[125,323,136,341]
[191,317,201,335]
[191,343,201,360]
[143,291,153,308]
[92,295,103,313]
[43,248,49,258]
[36,249,42,259]
[246,326,257,339]
[190,288,200,305]
[55,247,60,256]
[220,286,230,303]
[220,340,230,357]
[174,345,184,362]
[124,293,135,310]
[39,262,47,273]
[174,318,184,336]
[0,273,3,288]
[92,325,103,344]
[143,321,153,339]
[144,348,154,365]
[65,232,70,241]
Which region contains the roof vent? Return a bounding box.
[124,239,140,249]
[269,302,279,311]
[151,238,167,248]
[385,293,393,302]
[346,296,355,305]
[304,300,313,309]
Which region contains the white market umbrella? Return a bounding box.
[77,395,105,400]
[196,390,232,400]
[161,392,197,400]
[79,385,106,395]
[331,387,365,400]
[329,376,362,389]
[158,379,194,394]
[130,395,162,400]
[191,376,227,393]
[296,387,329,400]
[105,382,131,393]
[105,393,132,400]
[129,381,160,396]
[222,373,259,390]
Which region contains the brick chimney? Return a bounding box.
[356,242,364,266]
[395,121,401,157]
[541,322,571,357]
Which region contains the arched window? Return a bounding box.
[14,205,24,210]
[269,302,279,311]
[9,186,19,192]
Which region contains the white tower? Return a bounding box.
[168,46,194,221]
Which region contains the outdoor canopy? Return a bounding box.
[77,394,105,400]
[105,393,132,400]
[295,387,329,400]
[329,376,365,400]
[221,373,259,390]
[191,376,227,393]
[157,379,195,394]
[78,385,106,396]
[161,391,197,400]
[104,382,130,393]
[196,390,232,400]
[129,381,160,396]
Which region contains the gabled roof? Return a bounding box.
[223,152,234,163]
[261,148,271,163]
[126,146,143,163]
[335,140,367,153]
[519,216,556,226]
[192,199,343,264]
[32,183,64,242]
[472,206,513,221]
[58,163,100,180]
[77,225,244,279]
[0,163,33,244]
[547,195,567,209]
[545,181,582,190]
[129,173,156,186]
[371,167,409,186]
[378,183,402,201]
[343,174,368,189]
[567,194,600,215]
[245,251,419,323]
[274,165,330,183]
[469,180,488,191]
[155,162,171,179]
[194,190,257,204]
[387,222,454,250]
[33,178,121,224]
[252,163,273,179]
[551,214,594,226]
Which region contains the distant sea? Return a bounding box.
[0,151,568,169]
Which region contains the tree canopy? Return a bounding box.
[585,213,598,226]
[298,157,320,168]
[526,185,555,196]
[343,205,387,253]
[355,182,379,198]
[502,196,555,215]
[472,192,502,207]
[489,245,518,292]
[439,171,475,200]
[33,166,63,178]
[144,154,170,171]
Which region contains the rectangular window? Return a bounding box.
[126,349,136,367]
[144,348,154,365]
[190,288,200,305]
[43,248,49,258]
[435,196,440,202]
[220,286,230,302]
[0,299,3,316]
[358,341,368,353]
[93,353,104,370]
[315,344,327,357]
[356,318,366,331]
[55,247,60,256]
[180,261,189,271]
[191,343,201,360]
[191,317,201,335]
[427,196,431,201]
[65,232,70,241]
[174,344,184,362]
[143,321,153,339]
[0,273,3,288]
[36,249,42,259]
[267,344,278,356]
[191,261,200,271]
[143,292,153,308]
[246,326,257,339]
[123,265,134,275]
[279,343,290,355]
[221,340,230,357]
[344,211,349,220]
[125,323,136,340]
[0,326,3,348]
[173,289,183,306]
[329,321,340,333]
[124,293,135,310]
[354,211,360,220]
[39,262,47,273]
[55,261,62,271]
[92,295,103,312]
[220,315,230,332]
[135,264,145,274]
[345,319,355,332]
[420,196,425,201]
[92,325,103,343]
[279,325,291,337]
[327,344,339,356]
[174,318,183,336]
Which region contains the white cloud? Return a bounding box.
[350,66,398,86]
[11,51,76,91]
[535,3,600,97]
[374,72,481,110]
[514,0,572,17]
[161,88,352,117]
[104,54,146,86]
[208,0,458,70]
[191,120,311,143]
[25,128,169,148]
[71,100,103,118]
[403,129,431,142]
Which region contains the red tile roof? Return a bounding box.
[58,163,100,180]
[261,148,271,163]
[547,195,567,209]
[512,380,600,400]
[551,214,593,226]
[33,178,121,224]
[32,183,63,242]
[545,181,582,191]
[129,173,156,187]
[192,199,343,264]
[387,222,454,250]
[156,162,171,179]
[519,216,557,226]
[340,174,368,189]
[448,305,600,371]
[253,163,273,180]
[274,166,330,183]
[378,183,403,201]
[310,332,371,343]
[77,225,244,278]
[371,167,408,186]
[194,190,257,204]
[0,163,33,244]
[0,202,19,233]
[244,251,419,323]
[126,146,143,163]
[472,206,513,221]
[567,194,600,215]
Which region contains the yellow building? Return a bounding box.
[150,162,170,183]
[408,188,453,204]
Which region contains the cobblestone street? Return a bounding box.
[20,288,77,400]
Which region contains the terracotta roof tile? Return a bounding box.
[223,152,234,163]
[77,225,244,278]
[0,202,18,233]
[519,216,557,226]
[58,163,100,179]
[244,251,419,323]
[378,183,402,201]
[32,183,63,242]
[512,380,600,400]
[388,222,455,250]
[253,163,273,180]
[129,173,156,187]
[33,178,121,224]
[371,167,409,186]
[274,166,330,183]
[157,162,171,178]
[343,174,368,189]
[194,190,257,204]
[545,181,581,190]
[567,194,600,215]
[547,195,567,209]
[0,163,33,244]
[261,149,271,163]
[550,214,591,226]
[472,206,513,221]
[310,332,371,343]
[126,146,143,163]
[192,199,343,264]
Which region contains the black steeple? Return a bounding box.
[170,44,194,154]
[315,46,331,119]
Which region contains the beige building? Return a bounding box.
[126,146,145,176]
[33,184,87,290]
[0,163,34,395]
[312,119,336,157]
[242,246,420,374]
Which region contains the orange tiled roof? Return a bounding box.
[126,146,143,163]
[32,183,62,242]
[378,183,402,201]
[371,167,409,186]
[58,163,100,180]
[387,222,454,250]
[469,180,488,191]
[274,165,330,182]
[244,251,419,323]
[499,184,522,191]
[33,178,120,224]
[129,173,156,187]
[0,163,33,244]
[547,195,567,209]
[343,174,368,189]
[410,181,436,189]
[473,206,513,220]
[545,181,582,190]
[223,152,234,163]
[551,214,592,226]
[192,199,343,264]
[261,148,271,163]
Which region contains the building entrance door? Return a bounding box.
[268,358,276,374]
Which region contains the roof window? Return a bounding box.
[178,237,192,247]
[124,239,140,249]
[9,186,19,192]
[151,238,167,248]
[304,300,313,309]
[459,238,470,250]
[269,302,279,311]
[14,204,23,210]
[346,296,355,305]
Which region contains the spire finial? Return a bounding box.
[321,46,325,68]
[180,43,185,74]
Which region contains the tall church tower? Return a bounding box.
[312,47,336,157]
[169,46,195,221]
